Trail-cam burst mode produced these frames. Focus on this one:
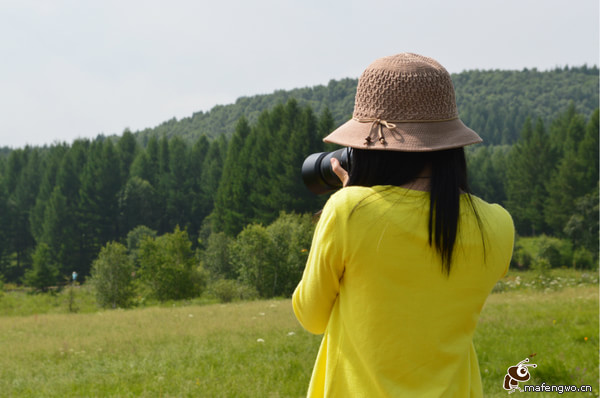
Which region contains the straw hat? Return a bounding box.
[324,53,482,151]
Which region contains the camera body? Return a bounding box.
[301,147,351,194]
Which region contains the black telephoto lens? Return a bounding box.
[301,148,350,194]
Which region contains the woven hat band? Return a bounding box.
[355,117,459,146]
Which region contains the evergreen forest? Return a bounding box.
[0,66,598,302]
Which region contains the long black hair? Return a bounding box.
[346,147,481,275]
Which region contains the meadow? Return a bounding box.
[0,270,598,397]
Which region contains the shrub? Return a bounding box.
[230,224,276,298]
[511,244,533,269]
[265,212,314,295]
[203,232,235,280]
[229,212,315,298]
[23,243,59,293]
[572,247,596,269]
[89,242,136,309]
[511,235,573,269]
[531,257,551,272]
[210,279,237,302]
[137,227,207,301]
[209,279,258,303]
[126,225,157,263]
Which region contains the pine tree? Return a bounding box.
[155,136,172,233]
[30,144,68,243]
[0,176,9,278]
[467,145,509,204]
[7,148,42,271]
[282,105,322,213]
[129,151,153,183]
[579,109,599,189]
[505,118,555,235]
[199,135,226,229]
[39,187,70,276]
[118,177,159,234]
[246,109,279,224]
[544,113,590,235]
[117,129,138,185]
[189,135,210,235]
[269,100,302,213]
[548,102,577,157]
[164,136,191,230]
[78,140,122,276]
[212,116,252,235]
[318,106,337,152]
[145,136,160,187]
[49,140,88,277]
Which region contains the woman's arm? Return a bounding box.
[292,197,345,335]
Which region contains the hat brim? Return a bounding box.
[323,118,482,151]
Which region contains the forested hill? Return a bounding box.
[0,65,597,291]
[134,65,599,146]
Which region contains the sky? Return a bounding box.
[0,0,598,149]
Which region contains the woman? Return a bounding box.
[292,53,514,397]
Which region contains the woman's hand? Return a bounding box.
[330,157,349,187]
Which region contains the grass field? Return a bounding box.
[0,271,598,397]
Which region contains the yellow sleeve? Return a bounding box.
[292,196,345,335]
[498,204,515,277]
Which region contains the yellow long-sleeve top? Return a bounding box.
[293,185,514,397]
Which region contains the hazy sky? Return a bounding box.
[1,0,598,148]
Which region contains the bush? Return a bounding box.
[203,232,235,280]
[137,227,207,301]
[229,212,315,298]
[89,242,136,309]
[230,224,276,298]
[512,244,533,269]
[209,279,258,303]
[23,243,59,293]
[572,247,596,269]
[126,225,157,263]
[265,212,314,295]
[511,235,573,269]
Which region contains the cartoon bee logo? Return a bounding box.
[503,358,537,393]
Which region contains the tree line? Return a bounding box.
[0,94,598,300]
[0,100,331,288]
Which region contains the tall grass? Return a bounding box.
[0,271,598,397]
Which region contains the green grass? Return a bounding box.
[0,299,320,397]
[0,284,99,316]
[0,270,598,397]
[476,286,598,397]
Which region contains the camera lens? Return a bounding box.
[301,148,350,194]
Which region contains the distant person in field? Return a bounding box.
[293,53,515,397]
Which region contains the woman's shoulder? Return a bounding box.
[330,185,424,201]
[468,195,514,230]
[329,186,375,202]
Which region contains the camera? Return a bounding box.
[301,147,351,194]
